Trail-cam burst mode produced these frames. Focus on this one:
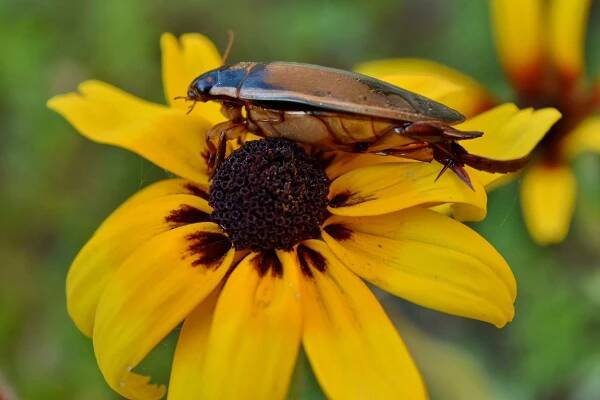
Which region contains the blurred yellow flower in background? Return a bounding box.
[357,0,599,245]
[47,32,559,400]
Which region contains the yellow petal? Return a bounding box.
[93,223,234,400]
[564,116,600,158]
[168,291,219,400]
[460,104,561,159]
[380,73,463,100]
[490,0,545,96]
[192,251,301,400]
[160,33,224,124]
[48,80,212,185]
[548,0,591,86]
[520,163,576,244]
[322,208,516,328]
[325,152,417,180]
[376,73,468,114]
[108,178,210,221]
[356,58,494,117]
[458,103,561,188]
[298,240,426,400]
[68,185,212,336]
[328,161,487,220]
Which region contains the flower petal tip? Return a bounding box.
[493,314,514,329]
[324,209,516,329]
[46,95,65,111]
[521,164,576,245]
[160,31,176,43]
[537,107,562,124]
[114,372,166,400]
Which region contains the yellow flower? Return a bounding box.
[357,0,599,245]
[48,33,555,400]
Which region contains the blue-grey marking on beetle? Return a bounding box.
[184,61,530,188]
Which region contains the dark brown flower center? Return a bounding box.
[209,138,329,252]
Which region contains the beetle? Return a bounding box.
[184,61,528,187]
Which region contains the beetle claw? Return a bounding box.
[433,158,473,190]
[434,163,450,182]
[431,142,474,190]
[448,163,474,190]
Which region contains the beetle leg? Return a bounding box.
[431,142,474,189]
[363,124,433,161]
[461,152,530,173]
[206,121,248,145]
[431,140,533,189]
[212,131,228,174]
[205,121,228,158]
[375,143,434,162]
[205,131,229,176]
[375,122,530,188]
[394,122,483,142]
[205,120,248,176]
[220,102,244,121]
[444,162,473,189]
[434,163,450,181]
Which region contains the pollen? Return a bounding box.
[209,138,330,251]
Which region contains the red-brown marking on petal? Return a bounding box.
[329,191,374,208]
[252,250,283,277]
[183,183,210,200]
[509,61,545,102]
[329,191,353,208]
[323,224,353,241]
[533,88,598,165]
[186,231,232,269]
[471,98,497,116]
[166,205,212,227]
[297,244,327,278]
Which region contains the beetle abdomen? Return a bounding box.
[247,107,332,147]
[238,62,465,124]
[246,106,419,151]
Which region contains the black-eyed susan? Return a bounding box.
[357,0,598,245]
[49,33,557,400]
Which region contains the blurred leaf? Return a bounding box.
[287,350,325,400]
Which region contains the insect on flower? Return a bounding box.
[47,32,563,400]
[185,61,533,188]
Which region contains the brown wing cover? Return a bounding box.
[238,62,465,123]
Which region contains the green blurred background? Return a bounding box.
[1,0,599,399]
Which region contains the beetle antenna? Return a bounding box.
[186,101,197,115]
[173,96,196,113]
[222,30,234,65]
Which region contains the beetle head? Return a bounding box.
[187,71,219,102]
